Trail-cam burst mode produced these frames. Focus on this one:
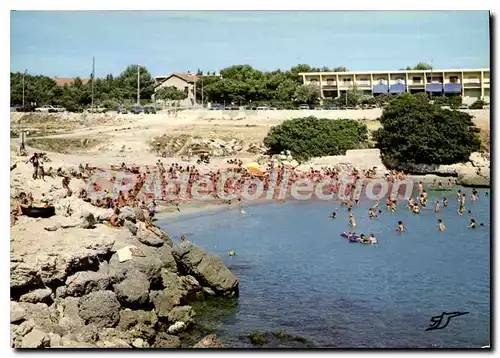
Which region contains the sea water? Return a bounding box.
[158,187,490,348]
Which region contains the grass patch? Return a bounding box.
[26,137,104,154]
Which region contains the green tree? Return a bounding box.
[263,117,368,162]
[294,84,320,105]
[373,93,481,170]
[333,66,348,72]
[469,99,486,109]
[411,62,433,70]
[155,86,188,101]
[118,65,154,102]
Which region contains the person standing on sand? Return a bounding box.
[26,152,39,180]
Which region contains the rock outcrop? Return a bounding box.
[11,192,236,348]
[172,244,239,296]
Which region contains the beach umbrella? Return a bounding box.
[245,162,265,176]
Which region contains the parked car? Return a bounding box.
[131,105,143,114]
[86,106,108,113]
[15,104,36,112]
[117,106,128,114]
[66,106,84,113]
[35,105,56,113]
[143,105,156,114]
[298,104,310,110]
[209,104,225,110]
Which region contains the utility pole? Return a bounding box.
[22,69,26,107]
[429,58,433,101]
[193,72,196,108]
[137,64,140,105]
[91,56,95,112]
[201,74,204,108]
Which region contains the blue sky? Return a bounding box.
[11,11,490,78]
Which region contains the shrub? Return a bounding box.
[469,99,486,109]
[263,116,368,162]
[373,93,481,170]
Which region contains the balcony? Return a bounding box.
[357,81,371,87]
[322,81,337,87]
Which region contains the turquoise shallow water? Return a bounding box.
[159,188,490,348]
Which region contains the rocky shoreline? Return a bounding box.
[10,194,238,348]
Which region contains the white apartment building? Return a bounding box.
[299,68,490,105]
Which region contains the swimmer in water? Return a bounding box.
[368,208,376,219]
[469,219,476,228]
[329,211,337,218]
[374,199,380,209]
[438,219,446,232]
[360,234,369,244]
[369,233,377,244]
[443,198,448,207]
[412,203,420,215]
[434,200,440,213]
[349,213,356,228]
[397,220,406,232]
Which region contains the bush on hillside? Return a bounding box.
[373,93,481,170]
[263,117,369,162]
[469,99,486,109]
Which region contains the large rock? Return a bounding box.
[11,301,27,323]
[17,302,65,336]
[172,244,239,296]
[119,206,137,223]
[78,291,121,328]
[19,288,53,304]
[193,334,225,348]
[20,328,50,348]
[153,332,181,348]
[116,309,158,331]
[137,228,164,247]
[107,252,164,288]
[57,297,85,334]
[10,234,115,293]
[167,305,196,325]
[113,271,150,307]
[167,321,186,334]
[65,271,110,296]
[124,220,138,236]
[458,168,490,187]
[470,152,490,168]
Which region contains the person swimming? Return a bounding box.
[434,200,440,213]
[369,233,377,244]
[329,211,337,218]
[412,203,420,215]
[443,198,448,207]
[397,220,406,232]
[368,208,376,219]
[469,219,476,228]
[438,219,446,232]
[360,234,369,244]
[349,213,356,228]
